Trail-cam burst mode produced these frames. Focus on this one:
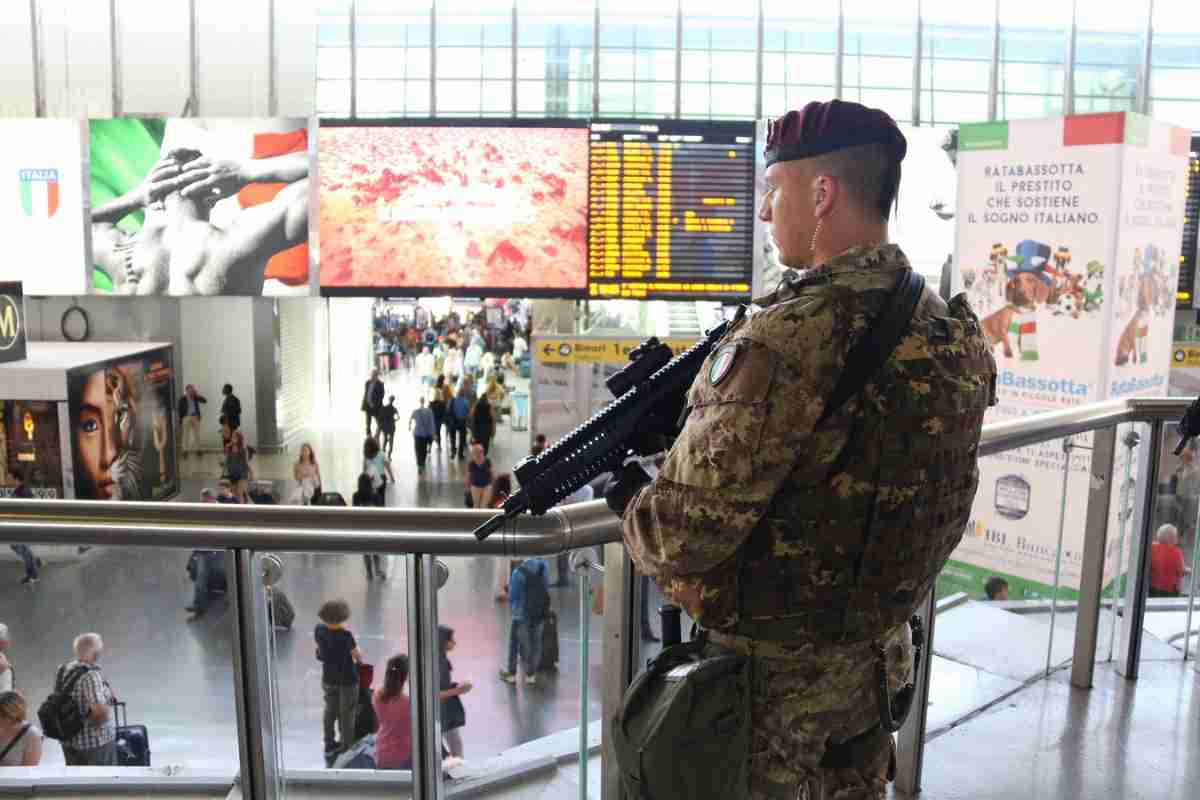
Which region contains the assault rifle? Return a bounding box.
[473,319,732,541]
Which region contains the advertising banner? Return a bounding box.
[66,346,178,501]
[946,112,1191,600]
[956,116,1122,410]
[0,119,90,295]
[89,118,312,296]
[0,399,64,499]
[939,404,1093,600]
[1106,116,1191,400]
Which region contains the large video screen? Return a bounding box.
[66,347,178,502]
[89,118,312,297]
[319,123,590,296]
[589,120,756,301]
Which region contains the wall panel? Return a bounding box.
[118,0,191,115]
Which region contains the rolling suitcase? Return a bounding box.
[312,492,347,507]
[248,480,277,504]
[538,610,559,671]
[113,702,150,767]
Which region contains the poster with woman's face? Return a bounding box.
[67,348,178,501]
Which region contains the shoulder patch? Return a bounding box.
[708,343,740,386]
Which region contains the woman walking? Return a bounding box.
[362,437,393,506]
[224,430,252,503]
[352,473,386,580]
[470,396,495,456]
[429,376,448,449]
[465,444,494,509]
[291,443,322,505]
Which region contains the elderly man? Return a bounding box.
[1150,524,1191,598]
[0,623,11,692]
[55,633,116,766]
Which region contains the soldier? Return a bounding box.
[609,100,997,799]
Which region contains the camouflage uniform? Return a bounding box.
[622,243,997,800]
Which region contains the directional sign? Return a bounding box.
[534,337,697,365]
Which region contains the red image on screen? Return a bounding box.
[319,126,589,292]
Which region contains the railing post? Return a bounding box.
[1071,425,1118,689]
[601,542,638,800]
[1117,420,1164,679]
[894,589,935,797]
[230,550,282,800]
[407,553,444,800]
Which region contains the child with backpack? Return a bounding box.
[498,558,550,686]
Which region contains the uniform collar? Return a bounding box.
[753,244,911,306]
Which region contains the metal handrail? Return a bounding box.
[978,397,1184,456]
[0,397,1186,552]
[0,498,620,554]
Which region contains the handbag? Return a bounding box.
[358,662,375,690]
[442,691,467,731]
[464,489,474,508]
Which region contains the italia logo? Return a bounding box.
[19,168,59,218]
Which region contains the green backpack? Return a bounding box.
[611,636,752,799]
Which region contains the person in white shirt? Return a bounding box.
[415,347,436,387]
[512,335,528,361]
[442,346,464,382]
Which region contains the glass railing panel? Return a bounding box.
[268,548,410,775]
[1136,420,1200,662]
[0,541,240,779]
[929,433,1077,732]
[432,553,603,794]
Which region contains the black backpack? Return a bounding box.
[38,665,91,741]
[520,562,551,622]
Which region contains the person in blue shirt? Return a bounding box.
[408,397,436,473]
[499,558,549,686]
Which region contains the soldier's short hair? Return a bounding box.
[808,142,898,223]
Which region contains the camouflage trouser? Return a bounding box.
[708,624,914,800]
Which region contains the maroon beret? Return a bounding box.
[765,99,907,167]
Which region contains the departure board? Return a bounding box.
[588,121,755,300]
[1179,144,1199,309]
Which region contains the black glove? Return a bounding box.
[604,461,653,516]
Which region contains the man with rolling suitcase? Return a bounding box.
[44,633,116,766]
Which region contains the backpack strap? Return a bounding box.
[818,269,926,425]
[59,664,91,695]
[0,723,30,763]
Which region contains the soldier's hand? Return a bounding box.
[604,460,653,517]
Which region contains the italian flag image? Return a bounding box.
[19,168,59,218]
